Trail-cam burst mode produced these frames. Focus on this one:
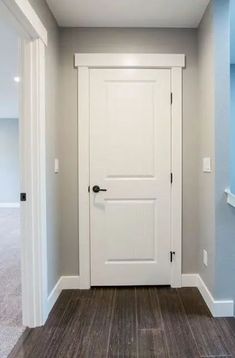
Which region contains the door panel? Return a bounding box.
[90,69,171,286]
[106,81,155,177]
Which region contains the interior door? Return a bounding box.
[90,69,172,286]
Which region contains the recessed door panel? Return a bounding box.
[106,82,155,178]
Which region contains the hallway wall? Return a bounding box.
[198,0,235,308]
[58,27,200,276]
[213,0,235,303]
[230,65,235,194]
[198,0,216,294]
[28,0,61,293]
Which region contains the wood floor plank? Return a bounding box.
[107,288,138,357]
[10,288,235,358]
[136,287,168,357]
[80,288,115,357]
[157,287,200,358]
[9,290,73,358]
[49,289,97,358]
[178,287,230,357]
[215,318,235,357]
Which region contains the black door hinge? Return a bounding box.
[88,186,90,193]
[170,173,173,184]
[171,92,173,104]
[20,193,27,202]
[170,251,175,262]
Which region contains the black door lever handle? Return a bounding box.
[92,185,107,193]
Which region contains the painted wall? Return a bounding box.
[230,65,235,194]
[230,0,235,64]
[0,118,19,203]
[214,0,235,303]
[198,0,235,308]
[197,1,216,294]
[28,0,61,293]
[58,28,200,276]
[230,1,235,195]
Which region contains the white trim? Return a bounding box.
[47,279,61,316]
[59,276,81,290]
[21,38,48,327]
[182,274,234,317]
[47,276,80,314]
[0,203,20,208]
[78,67,91,289]
[181,273,198,287]
[2,0,47,45]
[225,188,235,208]
[77,53,183,289]
[75,53,185,68]
[170,67,182,288]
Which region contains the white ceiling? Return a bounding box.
[46,0,210,28]
[0,18,20,118]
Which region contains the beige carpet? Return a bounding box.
[0,208,25,358]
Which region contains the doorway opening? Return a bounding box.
[0,15,24,357]
[0,0,49,335]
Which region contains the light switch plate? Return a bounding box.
[54,158,59,174]
[203,249,208,267]
[203,157,212,173]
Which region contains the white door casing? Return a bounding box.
[75,53,184,289]
[1,0,48,327]
[90,68,171,285]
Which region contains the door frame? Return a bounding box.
[1,0,48,327]
[75,53,185,289]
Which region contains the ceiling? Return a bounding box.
[0,18,20,118]
[46,0,210,28]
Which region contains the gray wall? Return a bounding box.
[0,118,19,203]
[58,28,200,276]
[198,1,216,293]
[28,0,61,293]
[198,0,235,307]
[214,0,235,302]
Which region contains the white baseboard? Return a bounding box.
[47,276,80,317]
[0,202,20,208]
[181,273,198,287]
[182,274,234,317]
[47,274,234,320]
[59,276,80,290]
[47,277,61,315]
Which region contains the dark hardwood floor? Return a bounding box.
[10,287,235,358]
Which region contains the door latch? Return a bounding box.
[170,251,175,262]
[20,193,27,202]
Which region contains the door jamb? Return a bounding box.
[75,53,185,289]
[1,0,48,327]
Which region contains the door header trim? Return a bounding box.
[75,53,185,68]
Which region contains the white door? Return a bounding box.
[90,69,172,286]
